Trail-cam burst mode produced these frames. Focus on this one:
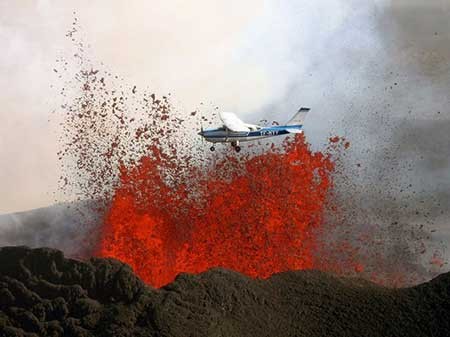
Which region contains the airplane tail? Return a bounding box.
[286,107,310,126]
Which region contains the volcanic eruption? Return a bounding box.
[51,22,443,288]
[97,134,343,287]
[54,45,369,287]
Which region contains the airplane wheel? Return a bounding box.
[210,146,215,152]
[235,146,241,153]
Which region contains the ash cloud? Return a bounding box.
[249,0,450,275]
[379,0,450,79]
[369,1,450,255]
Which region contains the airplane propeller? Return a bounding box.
[198,112,216,151]
[198,112,205,145]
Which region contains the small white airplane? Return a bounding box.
[198,107,310,152]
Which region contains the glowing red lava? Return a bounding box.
[98,134,339,287]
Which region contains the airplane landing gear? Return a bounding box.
[210,146,215,152]
[231,141,241,153]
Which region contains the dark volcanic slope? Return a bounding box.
[0,247,449,337]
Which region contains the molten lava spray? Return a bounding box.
[56,24,355,287]
[97,135,336,287]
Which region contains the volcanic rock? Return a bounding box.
[0,246,449,337]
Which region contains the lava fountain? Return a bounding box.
[97,134,338,287]
[55,34,359,288]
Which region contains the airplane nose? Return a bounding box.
[198,131,203,136]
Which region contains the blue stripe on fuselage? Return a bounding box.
[202,125,302,138]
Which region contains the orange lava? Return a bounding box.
[97,134,340,287]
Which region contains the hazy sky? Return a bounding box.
[1,0,450,217]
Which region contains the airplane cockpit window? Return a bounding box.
[248,125,261,131]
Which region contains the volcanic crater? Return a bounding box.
[1,246,450,337]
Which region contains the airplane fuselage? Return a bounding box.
[199,125,303,143]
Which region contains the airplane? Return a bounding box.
[198,107,310,152]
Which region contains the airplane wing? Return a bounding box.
[219,111,250,132]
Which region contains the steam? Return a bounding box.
[0,202,100,257]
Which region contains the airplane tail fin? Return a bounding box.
[286,107,310,126]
